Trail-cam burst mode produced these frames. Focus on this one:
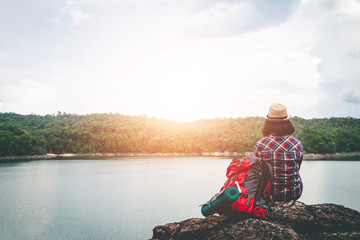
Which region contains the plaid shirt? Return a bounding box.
[254,135,303,201]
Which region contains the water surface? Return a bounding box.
[0,157,359,240]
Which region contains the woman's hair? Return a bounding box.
[262,119,295,136]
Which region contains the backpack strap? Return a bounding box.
[255,160,274,205]
[224,165,253,188]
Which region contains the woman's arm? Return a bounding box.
[253,139,262,157]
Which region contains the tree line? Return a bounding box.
[1,112,360,156]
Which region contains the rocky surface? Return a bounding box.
[151,202,360,240]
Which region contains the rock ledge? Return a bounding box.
[151,202,360,240]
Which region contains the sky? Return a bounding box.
[0,0,360,121]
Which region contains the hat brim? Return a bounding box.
[264,115,291,122]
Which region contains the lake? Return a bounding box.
[0,157,359,240]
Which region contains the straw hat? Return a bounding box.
[265,103,291,122]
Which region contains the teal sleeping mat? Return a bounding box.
[201,186,240,217]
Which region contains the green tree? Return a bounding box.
[0,121,46,156]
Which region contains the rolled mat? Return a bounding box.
[201,186,240,217]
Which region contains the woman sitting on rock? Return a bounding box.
[254,103,303,202]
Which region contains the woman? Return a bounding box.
[254,103,303,202]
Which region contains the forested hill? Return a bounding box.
[1,112,360,157]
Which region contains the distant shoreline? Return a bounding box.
[1,152,360,161]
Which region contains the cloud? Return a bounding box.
[60,6,91,26]
[54,0,300,34]
[175,0,301,37]
[0,79,54,114]
[298,0,360,116]
[341,89,360,105]
[1,0,360,120]
[50,17,64,25]
[0,0,319,120]
[348,49,360,59]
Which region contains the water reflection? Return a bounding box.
[299,161,327,204]
[0,161,58,239]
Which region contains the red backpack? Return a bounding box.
[220,157,274,220]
